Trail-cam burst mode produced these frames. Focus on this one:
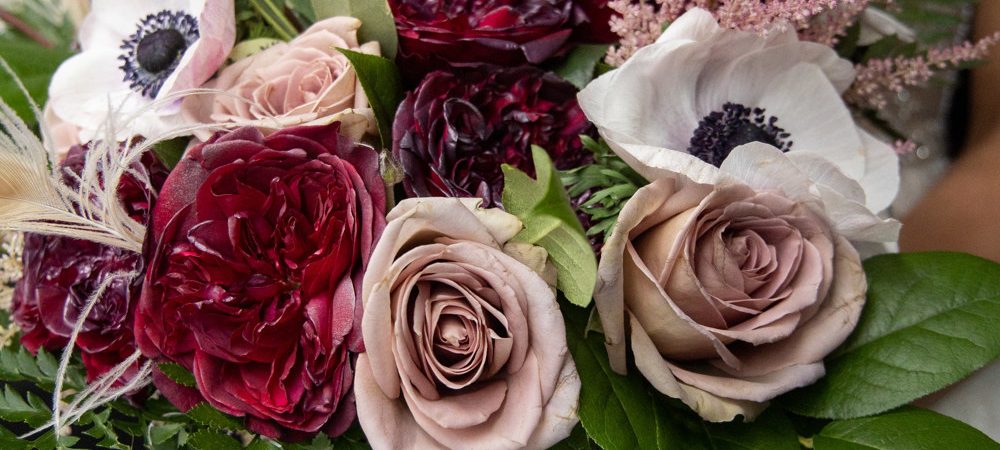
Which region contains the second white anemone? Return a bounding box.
[577,8,899,213]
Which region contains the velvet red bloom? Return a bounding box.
[390,0,614,76]
[12,145,167,383]
[393,65,594,207]
[136,124,386,439]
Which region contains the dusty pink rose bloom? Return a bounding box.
[355,198,580,450]
[183,17,378,141]
[595,171,867,422]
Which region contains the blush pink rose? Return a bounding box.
[355,198,580,450]
[595,171,867,422]
[183,17,378,141]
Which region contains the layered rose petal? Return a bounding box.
[12,145,167,384]
[595,147,874,421]
[137,124,385,439]
[183,17,378,141]
[394,66,594,208]
[356,198,580,450]
[390,0,606,76]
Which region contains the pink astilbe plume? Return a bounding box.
[799,0,870,45]
[847,32,1000,110]
[605,0,848,66]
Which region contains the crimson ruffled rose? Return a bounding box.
[393,66,594,207]
[12,144,167,382]
[136,124,386,439]
[391,0,605,75]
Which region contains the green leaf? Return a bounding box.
[336,49,404,150]
[286,433,334,450]
[186,403,244,431]
[782,252,1000,419]
[153,138,189,170]
[186,429,242,450]
[555,44,610,89]
[148,423,185,446]
[502,147,597,307]
[564,306,675,450]
[0,36,74,124]
[157,362,196,388]
[246,437,283,450]
[80,408,129,450]
[813,408,1000,450]
[286,0,316,22]
[313,0,398,59]
[0,346,83,391]
[550,424,595,450]
[0,384,52,427]
[891,0,975,46]
[248,0,299,40]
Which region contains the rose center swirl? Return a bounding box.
[688,102,792,166]
[118,10,199,98]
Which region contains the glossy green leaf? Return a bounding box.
[0,346,82,391]
[502,147,596,307]
[813,408,999,450]
[153,137,189,170]
[313,0,398,59]
[555,44,610,89]
[157,362,196,388]
[336,49,404,150]
[783,252,1000,419]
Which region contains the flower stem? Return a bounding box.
[0,7,55,49]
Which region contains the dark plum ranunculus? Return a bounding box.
[393,65,594,207]
[12,145,167,383]
[391,0,613,76]
[136,124,386,440]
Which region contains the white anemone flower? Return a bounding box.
[47,0,235,144]
[578,8,900,213]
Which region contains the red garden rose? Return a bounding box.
[136,124,386,439]
[390,0,611,75]
[12,144,167,383]
[393,65,594,208]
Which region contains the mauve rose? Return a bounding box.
[595,171,867,421]
[183,17,379,142]
[12,144,167,383]
[390,0,580,75]
[136,124,386,439]
[355,198,580,450]
[393,66,594,208]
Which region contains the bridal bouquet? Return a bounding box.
[1,0,999,449]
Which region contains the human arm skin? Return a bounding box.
[899,6,1000,261]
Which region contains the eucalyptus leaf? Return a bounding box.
[313,0,398,59]
[502,147,596,307]
[813,408,999,450]
[336,49,404,150]
[555,44,610,89]
[782,252,1000,419]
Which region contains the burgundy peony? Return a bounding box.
[393,65,594,207]
[12,145,167,383]
[390,0,610,75]
[136,124,386,439]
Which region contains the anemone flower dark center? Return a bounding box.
[118,10,199,98]
[688,103,792,167]
[136,29,187,73]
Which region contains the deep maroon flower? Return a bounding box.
[12,145,167,383]
[391,0,603,75]
[394,65,594,207]
[573,0,618,43]
[136,124,386,440]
